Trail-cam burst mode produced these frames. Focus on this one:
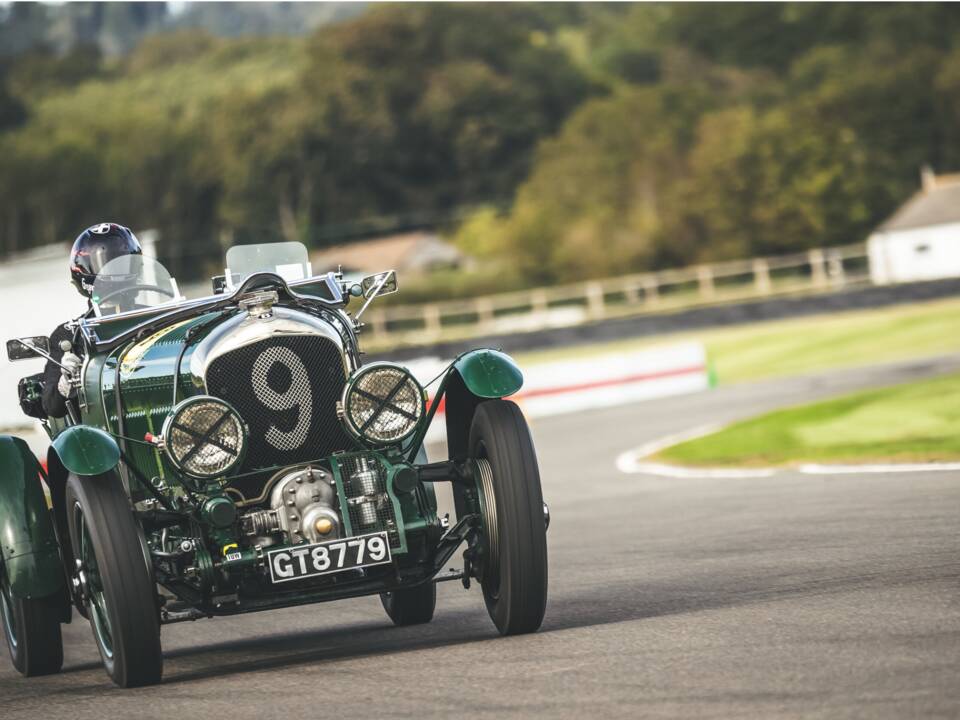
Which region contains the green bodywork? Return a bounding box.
[452,349,523,398]
[92,313,222,494]
[2,313,221,603]
[0,436,63,599]
[51,426,120,476]
[4,286,523,614]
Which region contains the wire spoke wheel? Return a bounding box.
[468,400,548,636]
[0,566,18,651]
[66,472,162,687]
[0,553,64,677]
[473,456,500,593]
[74,506,114,660]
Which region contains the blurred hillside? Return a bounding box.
[1,3,960,290]
[0,2,365,56]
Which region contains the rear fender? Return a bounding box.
[0,436,64,599]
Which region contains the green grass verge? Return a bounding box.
[515,296,960,383]
[656,372,960,466]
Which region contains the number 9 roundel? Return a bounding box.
[251,346,313,450]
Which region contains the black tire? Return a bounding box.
[0,564,64,677]
[469,400,548,635]
[380,582,436,626]
[66,472,162,687]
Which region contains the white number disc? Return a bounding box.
[251,346,313,450]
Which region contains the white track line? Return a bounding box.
[616,458,778,479]
[617,426,960,478]
[798,462,960,475]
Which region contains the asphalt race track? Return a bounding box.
[2,356,959,718]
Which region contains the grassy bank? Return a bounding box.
[516,296,960,383]
[656,372,960,467]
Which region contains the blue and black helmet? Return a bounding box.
[69,222,142,297]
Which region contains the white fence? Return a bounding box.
[363,244,870,349]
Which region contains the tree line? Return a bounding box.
[1,3,959,286]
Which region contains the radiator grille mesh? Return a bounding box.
[206,335,353,502]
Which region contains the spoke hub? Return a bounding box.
[73,559,91,603]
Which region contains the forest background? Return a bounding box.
[2,2,959,296]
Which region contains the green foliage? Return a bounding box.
[659,3,960,71]
[484,3,960,281]
[0,63,27,131]
[2,3,960,291]
[292,4,594,222]
[0,32,300,272]
[124,29,218,74]
[495,58,760,280]
[0,5,593,276]
[6,45,104,99]
[501,89,676,282]
[668,104,871,260]
[451,206,509,261]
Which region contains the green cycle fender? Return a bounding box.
[51,425,120,477]
[403,349,523,464]
[0,436,63,599]
[451,349,523,398]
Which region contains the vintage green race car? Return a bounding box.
[1,241,548,687]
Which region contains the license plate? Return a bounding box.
[266,532,392,584]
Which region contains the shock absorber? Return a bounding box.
[349,457,380,527]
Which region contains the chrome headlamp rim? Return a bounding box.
[161,395,247,479]
[341,362,425,447]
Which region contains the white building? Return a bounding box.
[868,168,960,284]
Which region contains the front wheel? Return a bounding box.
[0,563,63,677]
[66,472,163,687]
[469,400,548,635]
[380,582,436,626]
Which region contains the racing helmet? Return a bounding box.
[69,223,143,298]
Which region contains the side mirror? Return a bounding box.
[361,270,398,298]
[6,336,51,361]
[353,270,398,323]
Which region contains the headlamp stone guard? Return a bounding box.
[340,363,425,447]
[161,396,247,479]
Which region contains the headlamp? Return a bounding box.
[162,396,246,478]
[341,363,424,446]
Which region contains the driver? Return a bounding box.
[41,223,143,418]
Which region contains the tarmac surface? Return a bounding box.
[2,355,959,718]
